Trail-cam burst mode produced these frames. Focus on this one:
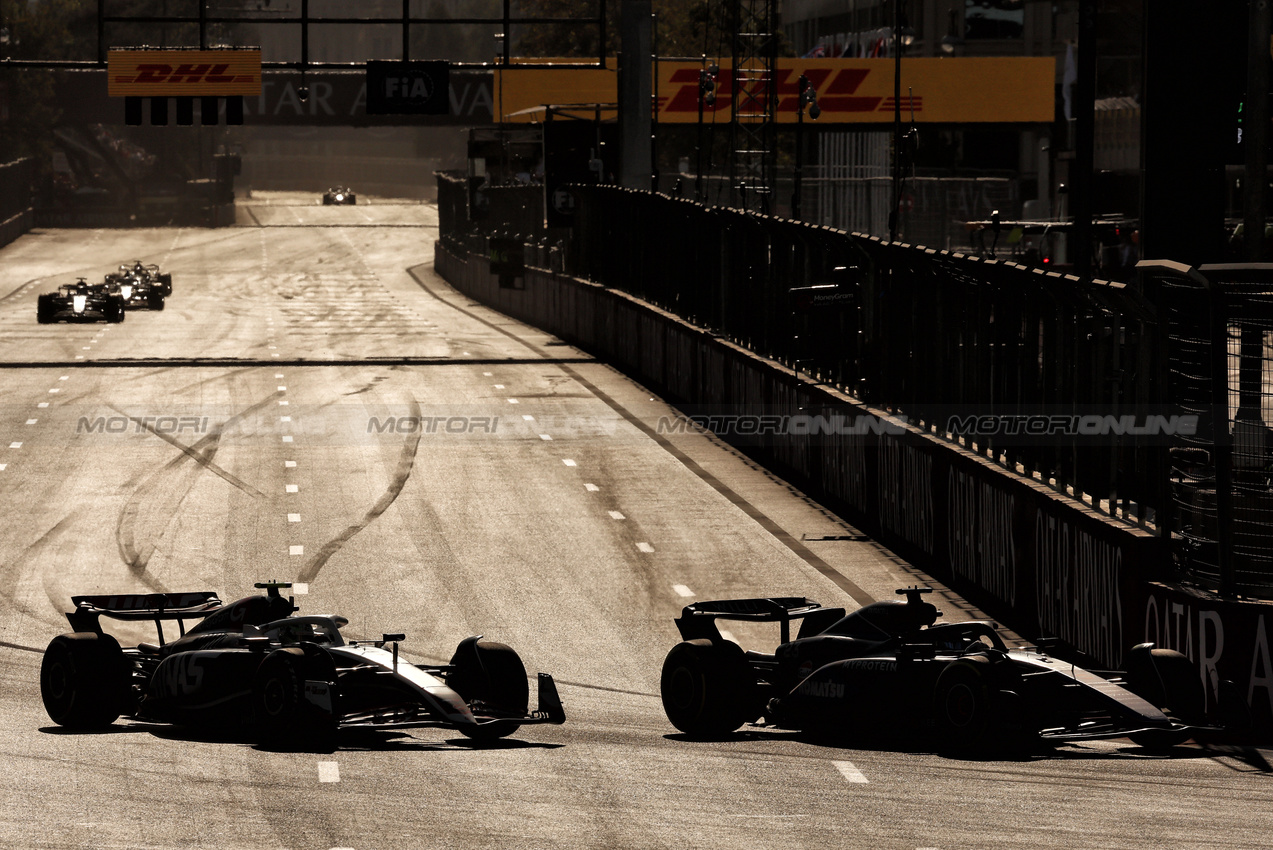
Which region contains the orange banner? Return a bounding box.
[107,49,262,97]
[496,57,1055,125]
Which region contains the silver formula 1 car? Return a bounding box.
[660,587,1228,752]
[322,187,356,205]
[40,583,565,746]
[37,278,125,324]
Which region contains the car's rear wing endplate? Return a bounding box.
[675,597,838,644]
[67,592,223,634]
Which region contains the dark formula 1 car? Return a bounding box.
[660,588,1222,751]
[116,261,173,297]
[104,267,165,311]
[37,279,125,324]
[40,583,565,745]
[322,187,357,205]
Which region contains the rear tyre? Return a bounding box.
[158,274,172,296]
[448,640,529,740]
[254,648,307,741]
[149,292,165,311]
[660,639,754,738]
[106,297,125,323]
[36,294,55,324]
[934,658,995,752]
[1124,647,1204,748]
[40,633,128,728]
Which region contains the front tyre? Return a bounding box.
[40,633,128,728]
[660,639,753,738]
[448,640,529,740]
[1124,646,1204,748]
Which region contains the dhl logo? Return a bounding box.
[107,49,261,96]
[661,67,921,116]
[112,63,255,86]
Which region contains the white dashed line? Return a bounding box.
[608,511,626,520]
[58,376,68,381]
[282,435,294,443]
[585,483,599,491]
[0,464,6,471]
[277,386,287,392]
[482,372,492,376]
[562,459,576,466]
[833,761,869,783]
[25,419,37,425]
[284,460,297,468]
[37,403,48,408]
[81,347,91,351]
[637,542,655,553]
[289,545,304,556]
[280,416,292,422]
[47,388,59,394]
[293,583,309,595]
[522,414,535,421]
[279,400,289,406]
[288,514,301,523]
[286,484,299,493]
[539,434,553,441]
[507,398,519,404]
[275,373,284,378]
[672,584,694,597]
[317,762,340,783]
[8,442,21,449]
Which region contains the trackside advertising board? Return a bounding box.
[108,49,262,97]
[495,57,1054,124]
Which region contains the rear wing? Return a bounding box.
[675,597,843,644]
[67,592,223,643]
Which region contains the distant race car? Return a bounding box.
[322,187,357,205]
[660,587,1230,752]
[104,266,165,311]
[117,260,173,297]
[40,583,565,746]
[36,278,125,324]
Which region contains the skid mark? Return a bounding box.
[297,396,423,583]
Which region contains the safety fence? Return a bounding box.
[0,158,35,248]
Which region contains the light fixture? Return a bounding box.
[940,9,964,55]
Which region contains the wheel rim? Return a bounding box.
[945,682,978,728]
[261,678,288,717]
[667,666,698,712]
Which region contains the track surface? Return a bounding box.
[0,193,1269,849]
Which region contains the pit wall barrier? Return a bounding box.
[435,242,1273,735]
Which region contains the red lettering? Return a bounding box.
[133,63,172,83]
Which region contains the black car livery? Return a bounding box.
[37,279,125,324]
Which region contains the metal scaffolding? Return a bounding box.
[727,0,777,213]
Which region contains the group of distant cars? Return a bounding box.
[322,186,357,205]
[36,261,173,324]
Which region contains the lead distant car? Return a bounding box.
[36,278,125,324]
[40,583,565,747]
[660,587,1229,751]
[322,187,357,205]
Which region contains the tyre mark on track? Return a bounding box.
[296,396,422,584]
[0,514,85,632]
[114,392,279,581]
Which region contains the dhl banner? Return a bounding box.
[108,49,262,97]
[496,57,1054,124]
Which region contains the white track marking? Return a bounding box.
[0,464,6,471]
[585,483,599,491]
[47,388,58,394]
[672,584,694,597]
[494,384,505,389]
[608,511,626,520]
[562,459,576,466]
[293,583,309,595]
[282,435,293,443]
[317,762,340,783]
[637,542,655,553]
[539,434,553,441]
[277,386,287,391]
[289,545,304,556]
[286,484,299,493]
[9,442,21,449]
[284,460,297,468]
[522,414,535,421]
[280,416,292,422]
[833,761,869,783]
[25,419,37,425]
[288,514,301,523]
[274,373,284,378]
[37,403,47,408]
[279,400,289,405]
[58,376,68,381]
[507,398,519,404]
